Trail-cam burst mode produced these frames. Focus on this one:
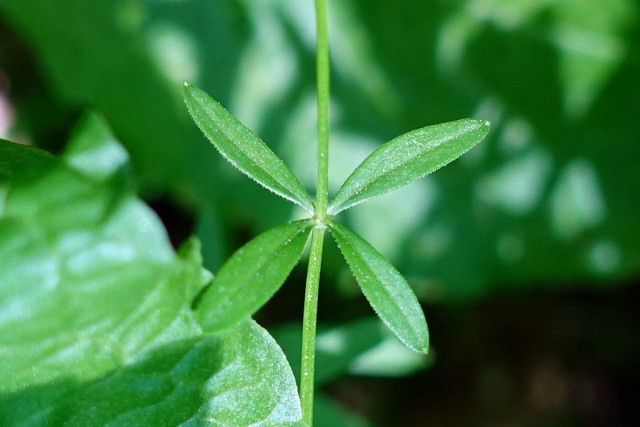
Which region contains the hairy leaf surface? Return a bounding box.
[328,118,490,215]
[183,83,314,213]
[197,220,313,333]
[329,221,429,353]
[0,114,305,427]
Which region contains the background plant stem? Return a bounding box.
[300,226,325,425]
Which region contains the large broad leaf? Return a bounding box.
[0,114,306,426]
[0,139,53,182]
[0,320,306,427]
[328,118,490,215]
[197,219,313,333]
[1,0,244,210]
[184,83,314,213]
[328,221,429,353]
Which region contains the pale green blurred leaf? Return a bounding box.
[313,393,372,427]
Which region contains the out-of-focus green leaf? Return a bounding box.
[313,393,372,427]
[197,219,313,333]
[61,112,129,181]
[329,119,490,215]
[184,83,314,213]
[1,0,245,210]
[0,114,305,426]
[274,316,432,388]
[329,221,429,354]
[0,139,53,181]
[347,336,434,377]
[323,0,640,299]
[273,317,390,386]
[273,319,431,425]
[273,318,403,427]
[195,209,226,274]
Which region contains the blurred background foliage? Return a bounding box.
[1,0,639,425]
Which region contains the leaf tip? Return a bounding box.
[183,81,192,88]
[417,337,430,355]
[401,332,429,355]
[470,118,491,139]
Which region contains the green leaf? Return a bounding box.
[313,393,372,427]
[328,118,490,215]
[197,219,313,333]
[348,335,433,377]
[62,112,129,181]
[1,0,243,211]
[183,83,315,213]
[0,321,306,427]
[0,115,306,426]
[0,139,54,182]
[328,221,429,353]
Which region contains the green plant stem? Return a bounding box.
[300,0,330,423]
[300,226,325,425]
[314,0,330,223]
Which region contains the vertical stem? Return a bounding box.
[314,0,330,222]
[300,226,325,425]
[301,0,330,424]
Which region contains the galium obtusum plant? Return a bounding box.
[183,0,489,424]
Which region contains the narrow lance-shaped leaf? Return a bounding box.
[328,221,429,353]
[183,83,314,213]
[328,118,490,215]
[197,219,313,333]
